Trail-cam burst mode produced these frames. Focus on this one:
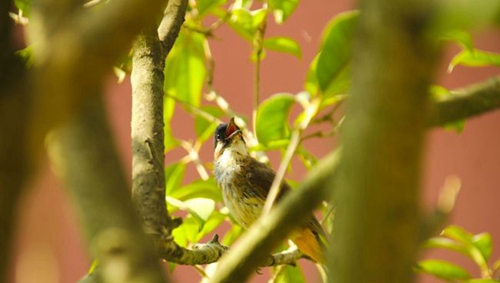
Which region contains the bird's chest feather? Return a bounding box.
[214,151,263,228]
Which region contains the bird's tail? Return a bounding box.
[290,226,326,264]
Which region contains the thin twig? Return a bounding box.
[262,98,321,215]
[180,140,210,180]
[252,5,268,138]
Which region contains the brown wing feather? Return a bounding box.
[245,158,327,262]
[244,158,291,200]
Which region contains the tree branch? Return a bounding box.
[28,0,170,157]
[428,76,500,126]
[0,1,30,282]
[330,1,440,282]
[131,27,172,238]
[47,95,168,283]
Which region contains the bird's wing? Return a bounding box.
[244,158,291,201]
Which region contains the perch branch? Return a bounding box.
[428,76,500,126]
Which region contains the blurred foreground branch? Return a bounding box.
[47,96,168,283]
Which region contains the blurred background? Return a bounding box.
[9,0,500,282]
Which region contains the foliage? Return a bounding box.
[418,225,500,282]
[9,0,500,282]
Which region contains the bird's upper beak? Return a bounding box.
[225,117,241,141]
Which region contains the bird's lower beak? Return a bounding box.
[226,129,241,140]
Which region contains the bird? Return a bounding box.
[213,117,326,263]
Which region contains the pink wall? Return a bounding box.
[10,1,500,282]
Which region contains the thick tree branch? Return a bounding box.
[28,0,170,156]
[0,2,30,282]
[158,0,188,53]
[330,1,440,282]
[429,76,500,126]
[131,27,171,237]
[47,96,168,283]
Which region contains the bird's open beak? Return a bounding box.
[225,117,241,140]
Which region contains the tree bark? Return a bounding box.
[47,95,168,283]
[330,1,439,282]
[0,1,30,282]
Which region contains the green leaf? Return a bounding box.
[305,56,319,95]
[449,49,500,72]
[416,259,471,281]
[433,0,500,32]
[442,225,474,244]
[442,30,475,51]
[171,178,222,202]
[422,237,469,255]
[164,30,206,107]
[172,215,199,246]
[14,46,33,67]
[441,226,489,268]
[465,280,500,283]
[315,10,358,97]
[255,93,295,146]
[274,265,306,283]
[194,106,224,143]
[473,233,493,262]
[222,224,244,245]
[165,163,186,197]
[197,0,228,16]
[196,211,226,240]
[14,0,30,15]
[164,123,179,152]
[443,120,466,134]
[263,36,302,58]
[228,8,267,40]
[184,198,216,222]
[269,0,299,24]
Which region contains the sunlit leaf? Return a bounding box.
[14,46,33,67]
[473,233,493,262]
[441,225,489,268]
[274,265,306,283]
[184,198,216,222]
[449,49,500,72]
[164,122,179,152]
[222,223,245,245]
[256,93,295,145]
[172,215,199,246]
[269,0,299,24]
[433,0,500,32]
[416,259,471,281]
[263,36,302,58]
[14,0,30,15]
[305,56,319,96]
[164,30,206,107]
[442,225,473,244]
[315,10,358,97]
[464,280,500,283]
[233,0,253,9]
[172,178,222,202]
[197,211,226,240]
[194,106,224,143]
[197,0,227,16]
[165,163,186,196]
[422,237,469,255]
[228,8,267,40]
[442,30,474,51]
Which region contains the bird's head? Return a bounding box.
[214,117,247,162]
